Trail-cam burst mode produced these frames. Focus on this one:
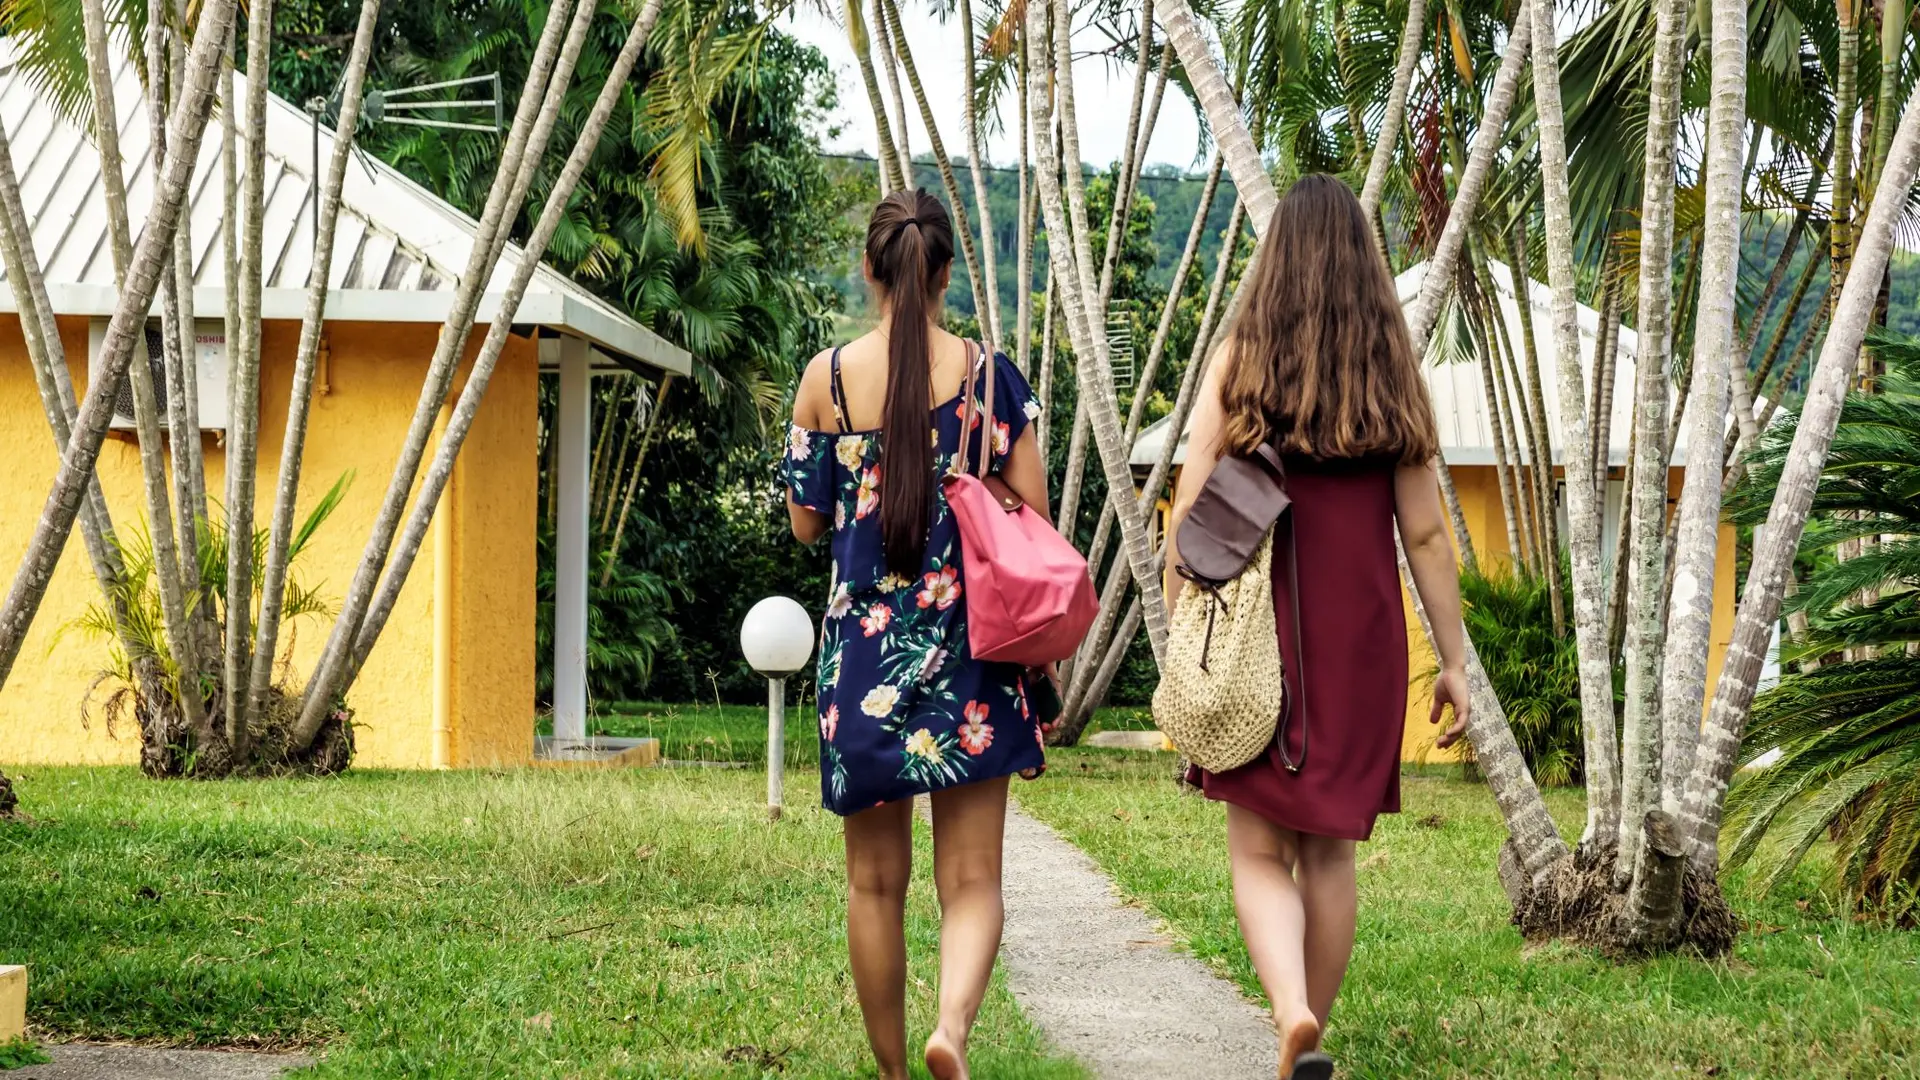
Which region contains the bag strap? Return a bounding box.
[953,341,995,478]
[829,346,852,434]
[1275,503,1309,774]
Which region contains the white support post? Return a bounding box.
[554,335,591,749]
[767,677,787,820]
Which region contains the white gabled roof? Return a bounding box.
[1131,259,1700,471]
[0,42,689,375]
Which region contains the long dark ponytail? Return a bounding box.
[865,189,954,578]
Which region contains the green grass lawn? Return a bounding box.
[1015,748,1920,1080]
[0,766,1084,1080]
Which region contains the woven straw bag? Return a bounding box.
[1154,526,1284,773]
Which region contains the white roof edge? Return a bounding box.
[1,284,692,377]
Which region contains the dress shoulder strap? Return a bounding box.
[828,346,852,434]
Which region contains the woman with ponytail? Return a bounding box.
[781,190,1052,1080]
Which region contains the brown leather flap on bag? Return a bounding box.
[1176,444,1289,583]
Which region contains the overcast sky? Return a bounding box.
[779,7,1211,174]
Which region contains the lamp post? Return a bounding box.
[740,596,815,820]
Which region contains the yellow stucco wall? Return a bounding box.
[0,316,536,769]
[1406,464,1740,765]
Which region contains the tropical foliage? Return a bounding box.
[1723,329,1920,920]
[1454,565,1591,787]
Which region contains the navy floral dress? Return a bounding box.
[782,349,1046,815]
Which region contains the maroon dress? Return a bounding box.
[1188,454,1406,841]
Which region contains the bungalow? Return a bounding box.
[0,44,689,768]
[1130,259,1738,764]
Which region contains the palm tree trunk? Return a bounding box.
[1589,273,1620,505]
[1654,0,1744,855]
[1399,539,1570,884]
[1015,47,1034,374]
[0,119,136,649]
[243,0,386,737]
[1830,0,1861,288]
[1038,268,1058,456]
[1475,247,1540,569]
[1401,2,1533,354]
[1096,2,1156,310]
[1606,415,1637,657]
[1072,197,1246,716]
[1153,0,1280,232]
[1618,0,1689,870]
[166,0,211,567]
[1080,167,1231,577]
[1529,0,1622,858]
[1866,0,1906,190]
[1758,282,1831,432]
[0,0,240,697]
[873,0,912,180]
[1494,293,1544,569]
[1028,0,1169,661]
[289,0,591,741]
[602,374,673,587]
[1467,275,1524,564]
[1057,397,1092,541]
[1752,226,1825,399]
[219,18,247,746]
[1437,459,1478,572]
[1679,78,1920,870]
[957,0,1003,349]
[844,0,907,193]
[1503,221,1567,634]
[344,0,665,682]
[1053,0,1098,300]
[879,0,995,355]
[229,0,280,736]
[1358,0,1427,224]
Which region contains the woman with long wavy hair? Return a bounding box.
[1165,175,1471,1079]
[780,189,1053,1080]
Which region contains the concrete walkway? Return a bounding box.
[999,803,1279,1079]
[11,1046,313,1079]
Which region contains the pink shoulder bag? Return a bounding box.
[941,344,1098,666]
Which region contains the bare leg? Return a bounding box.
[923,775,1011,1080]
[1225,803,1319,1078]
[1295,833,1358,1027]
[845,799,915,1080]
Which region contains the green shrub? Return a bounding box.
[1453,564,1594,787]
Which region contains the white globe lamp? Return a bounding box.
[740,596,816,819]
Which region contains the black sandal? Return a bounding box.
[1289,1051,1335,1080]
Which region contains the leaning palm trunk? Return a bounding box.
[1080,166,1231,598]
[1015,49,1034,373]
[219,18,248,745]
[1466,274,1524,563]
[872,0,911,176]
[164,3,211,568]
[289,0,595,743]
[1678,79,1920,872]
[1153,0,1279,232]
[1358,0,1427,222]
[1503,222,1566,633]
[1027,0,1169,661]
[0,0,241,689]
[1401,2,1533,353]
[1097,2,1156,309]
[602,375,674,587]
[1037,269,1058,457]
[1437,459,1477,572]
[956,0,1002,348]
[344,1,663,685]
[1065,199,1246,731]
[879,0,994,357]
[1529,0,1622,859]
[240,0,384,741]
[1589,276,1620,505]
[845,0,907,193]
[1653,0,1744,872]
[1057,399,1092,540]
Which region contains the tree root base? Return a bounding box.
[1513,851,1739,958]
[133,688,355,780]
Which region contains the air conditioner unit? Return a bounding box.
[88,318,230,432]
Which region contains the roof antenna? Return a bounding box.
[305,70,507,257]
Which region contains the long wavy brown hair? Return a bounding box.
[1218,174,1439,463]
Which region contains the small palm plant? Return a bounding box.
[1451,563,1590,787]
[63,475,352,777]
[1724,328,1920,922]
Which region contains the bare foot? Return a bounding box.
[1276,1011,1321,1079]
[924,1027,967,1080]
